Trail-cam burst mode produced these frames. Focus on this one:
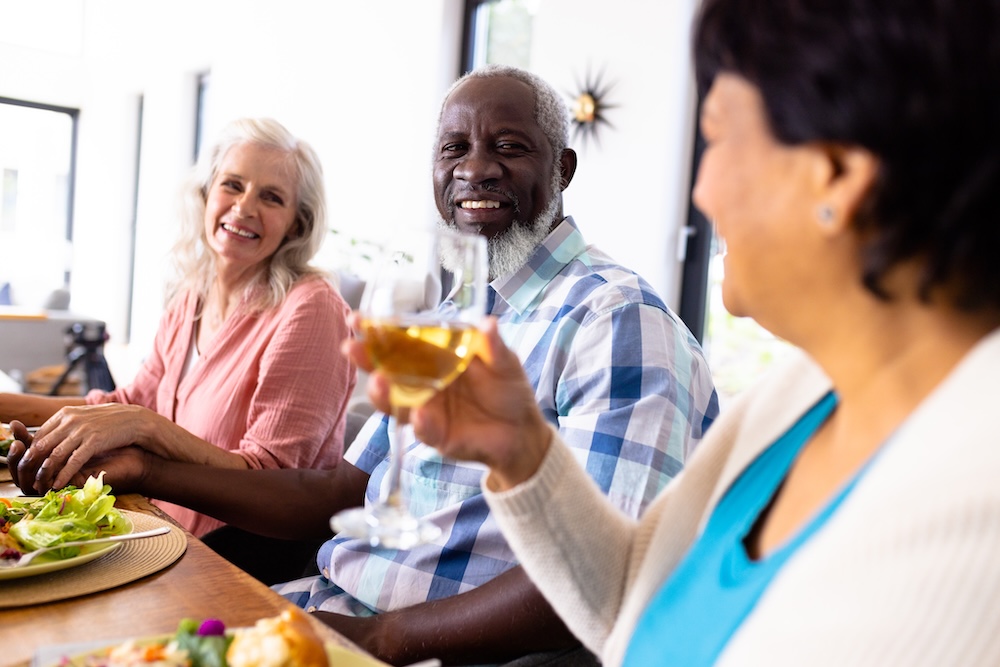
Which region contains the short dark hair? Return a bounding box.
[693,0,1000,310]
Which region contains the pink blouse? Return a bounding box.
[88,276,356,536]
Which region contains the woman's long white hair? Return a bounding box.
[167,117,328,312]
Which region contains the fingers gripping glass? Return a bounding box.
[332,227,488,549]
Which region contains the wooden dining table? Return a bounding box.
[0,493,372,667]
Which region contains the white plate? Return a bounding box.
[0,512,132,581]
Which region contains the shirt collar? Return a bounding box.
[490,216,585,315]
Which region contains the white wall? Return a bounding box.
[0,0,698,383]
[529,0,701,312]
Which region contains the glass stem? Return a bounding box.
[383,405,411,510]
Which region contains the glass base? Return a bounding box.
[331,505,442,550]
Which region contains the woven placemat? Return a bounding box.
[0,510,186,607]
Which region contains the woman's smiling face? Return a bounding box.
[203,142,299,278]
[692,73,832,330]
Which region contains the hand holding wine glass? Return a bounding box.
[347,315,556,490]
[332,225,488,549]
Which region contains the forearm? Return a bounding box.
[0,393,85,425]
[135,411,251,469]
[138,456,367,539]
[314,566,579,665]
[488,438,649,656]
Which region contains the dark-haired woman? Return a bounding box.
[343,0,1000,664]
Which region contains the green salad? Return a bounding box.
[0,472,129,561]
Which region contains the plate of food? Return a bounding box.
[0,472,132,580]
[39,609,391,667]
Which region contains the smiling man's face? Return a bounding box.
[433,76,563,279]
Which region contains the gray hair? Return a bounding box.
[439,64,570,158]
[168,117,328,311]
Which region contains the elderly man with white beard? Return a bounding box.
[285,63,718,666]
[25,65,718,666]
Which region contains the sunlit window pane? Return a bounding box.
[703,241,795,407]
[469,0,537,69]
[0,101,76,308]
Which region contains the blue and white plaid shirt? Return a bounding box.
[275,217,719,615]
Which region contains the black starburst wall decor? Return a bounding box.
[569,68,617,148]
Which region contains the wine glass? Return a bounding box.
[332,225,489,549]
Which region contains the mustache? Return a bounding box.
[448,184,521,216]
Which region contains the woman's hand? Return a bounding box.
[343,315,553,491]
[10,403,159,493]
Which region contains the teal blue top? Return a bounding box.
[623,392,866,665]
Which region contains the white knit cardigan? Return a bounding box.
[487,328,1000,666]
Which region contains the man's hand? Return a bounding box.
[309,613,385,660]
[66,446,153,493]
[343,315,553,491]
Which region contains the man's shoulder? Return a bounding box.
[545,246,670,316]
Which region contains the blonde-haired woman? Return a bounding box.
[4,118,355,540]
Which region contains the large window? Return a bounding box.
[0,98,77,308]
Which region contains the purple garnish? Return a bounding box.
[197,618,226,636]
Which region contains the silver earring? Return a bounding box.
[817,205,835,225]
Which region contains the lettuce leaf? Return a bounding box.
[6,471,128,559]
[173,618,232,667]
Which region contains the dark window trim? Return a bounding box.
[461,0,496,74]
[0,96,80,285]
[194,71,211,163]
[678,122,713,344]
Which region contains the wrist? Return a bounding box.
[311,611,403,664]
[128,404,160,453]
[137,449,166,496]
[489,419,553,492]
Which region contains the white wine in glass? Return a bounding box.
[331,226,488,549]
